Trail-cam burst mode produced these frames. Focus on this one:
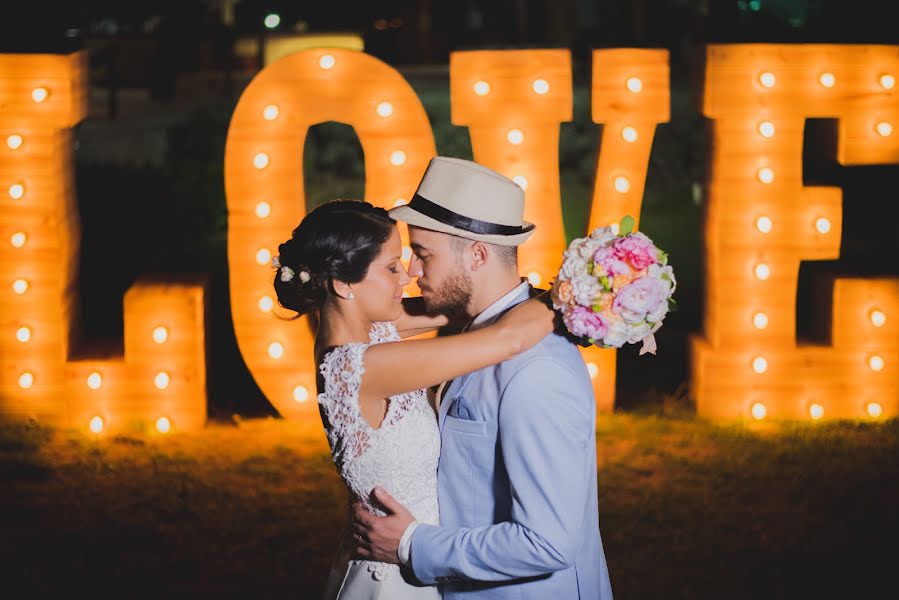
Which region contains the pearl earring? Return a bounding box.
[347,292,354,300]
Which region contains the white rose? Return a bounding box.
[560,253,589,282]
[602,318,630,348]
[571,274,601,307]
[626,322,652,344]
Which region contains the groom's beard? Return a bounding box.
[421,265,473,326]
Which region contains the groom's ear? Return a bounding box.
[469,241,489,271]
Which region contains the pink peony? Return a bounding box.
[612,276,669,324]
[612,232,658,270]
[563,306,609,341]
[593,246,631,279]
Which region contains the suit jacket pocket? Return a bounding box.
[443,415,487,436]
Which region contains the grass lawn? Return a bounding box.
[2,411,897,599]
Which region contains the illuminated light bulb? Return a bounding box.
[876,122,893,137]
[586,362,599,379]
[264,13,280,29]
[473,80,490,96]
[255,201,271,219]
[87,372,102,389]
[753,312,769,329]
[390,150,406,166]
[393,198,407,207]
[319,54,336,70]
[293,386,309,403]
[9,183,24,199]
[13,279,29,294]
[155,417,172,433]
[815,217,831,234]
[868,355,884,372]
[268,342,284,359]
[751,402,767,420]
[154,371,170,390]
[512,176,528,190]
[255,248,271,266]
[610,223,620,235]
[262,105,279,120]
[376,101,394,117]
[751,356,768,374]
[754,263,771,280]
[252,153,269,169]
[89,416,104,433]
[818,72,835,88]
[16,327,31,342]
[866,402,883,418]
[626,77,643,93]
[401,291,410,298]
[402,246,412,262]
[755,216,772,233]
[11,232,26,248]
[532,79,550,94]
[880,74,895,90]
[613,176,630,193]
[32,87,49,103]
[7,135,23,150]
[621,126,638,143]
[758,72,776,88]
[870,309,886,327]
[809,403,824,420]
[758,121,775,138]
[527,272,542,286]
[152,326,168,344]
[757,167,775,184]
[506,129,524,145]
[258,296,274,312]
[19,372,34,389]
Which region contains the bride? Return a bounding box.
[272,199,554,599]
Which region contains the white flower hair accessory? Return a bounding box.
[280,266,296,282]
[272,255,311,283]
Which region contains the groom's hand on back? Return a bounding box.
[352,486,415,564]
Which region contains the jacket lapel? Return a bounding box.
[437,285,532,431]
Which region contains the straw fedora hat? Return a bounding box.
[388,156,535,246]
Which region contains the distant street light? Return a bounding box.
[264,13,281,29]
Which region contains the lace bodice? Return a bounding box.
[318,321,440,581]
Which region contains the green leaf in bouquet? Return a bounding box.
[619,215,635,236]
[599,275,610,289]
[657,249,668,265]
[587,261,594,275]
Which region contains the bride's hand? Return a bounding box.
[497,294,556,352]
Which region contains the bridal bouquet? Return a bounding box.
[550,216,676,355]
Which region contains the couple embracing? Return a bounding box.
[273,157,613,599]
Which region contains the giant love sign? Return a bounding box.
[1,45,897,433]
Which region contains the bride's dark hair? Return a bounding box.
[273,199,394,316]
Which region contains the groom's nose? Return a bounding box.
[408,255,423,278]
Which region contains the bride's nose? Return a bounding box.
[399,264,411,286]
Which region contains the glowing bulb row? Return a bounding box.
[757,72,895,89]
[751,401,884,421]
[754,216,832,234]
[750,355,885,373]
[17,370,175,390]
[89,415,172,434]
[471,79,552,96]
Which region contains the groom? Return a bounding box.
[353,156,614,598]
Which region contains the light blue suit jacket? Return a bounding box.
[410,286,614,599]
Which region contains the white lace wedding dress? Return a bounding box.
[319,321,441,600]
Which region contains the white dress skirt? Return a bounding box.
[317,322,442,600]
